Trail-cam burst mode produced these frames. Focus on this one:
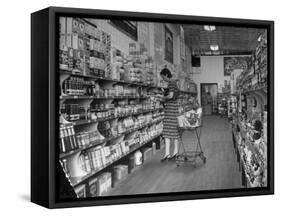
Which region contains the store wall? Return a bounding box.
[89,19,190,87]
[153,23,183,78]
[193,55,250,104]
[192,56,228,104]
[91,19,183,66]
[90,19,150,55]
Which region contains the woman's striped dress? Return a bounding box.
[163,80,180,139]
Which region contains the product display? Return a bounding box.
[58,17,269,197]
[113,165,129,186]
[97,172,112,196]
[74,184,86,198]
[231,30,268,187]
[142,148,153,162]
[227,96,237,119]
[59,19,267,194]
[59,18,169,197]
[55,13,271,200]
[217,93,229,116]
[87,177,99,197]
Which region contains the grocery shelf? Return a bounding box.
[60,95,150,100]
[66,107,164,126]
[60,137,111,159]
[60,118,164,159]
[241,84,267,94]
[235,122,265,167]
[60,69,166,89]
[60,70,198,97]
[232,129,251,185]
[69,133,162,187]
[60,95,94,100]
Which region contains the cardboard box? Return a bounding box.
[59,17,66,35]
[97,172,112,196]
[78,19,85,35]
[59,45,68,70]
[113,165,128,186]
[85,22,94,37]
[142,147,153,162]
[59,34,66,49]
[74,184,86,198]
[72,33,79,49]
[66,33,72,48]
[68,48,74,70]
[67,17,79,34]
[88,178,98,197]
[78,36,84,51]
[59,17,67,48]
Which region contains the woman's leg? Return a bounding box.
[172,139,179,156]
[164,138,171,157]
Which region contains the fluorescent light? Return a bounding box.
[204,25,216,31]
[210,45,219,51]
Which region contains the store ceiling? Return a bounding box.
[183,25,264,56]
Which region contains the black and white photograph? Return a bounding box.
[58,17,269,199]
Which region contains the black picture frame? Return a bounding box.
[31,6,274,209]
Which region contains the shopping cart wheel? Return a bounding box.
[202,156,206,164]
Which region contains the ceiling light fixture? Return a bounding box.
[210,45,219,51]
[203,25,216,31]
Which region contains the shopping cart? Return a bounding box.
[176,109,206,167]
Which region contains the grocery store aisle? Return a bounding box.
[106,115,242,196]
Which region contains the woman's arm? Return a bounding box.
[163,91,174,100]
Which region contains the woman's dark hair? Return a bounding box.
[160,67,172,78]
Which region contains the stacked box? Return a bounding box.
[59,17,67,47]
[97,172,112,196]
[113,165,128,186]
[59,45,69,70]
[102,31,112,78]
[74,184,86,198]
[87,177,99,197]
[142,147,153,162]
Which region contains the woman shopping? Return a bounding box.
[159,67,180,162]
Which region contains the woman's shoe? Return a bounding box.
[169,154,178,160]
[161,155,170,162]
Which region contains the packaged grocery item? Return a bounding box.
[88,177,98,197]
[74,184,86,198]
[97,172,112,196]
[113,164,128,186]
[134,150,142,166]
[142,147,153,162]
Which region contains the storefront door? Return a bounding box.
[200,83,218,115]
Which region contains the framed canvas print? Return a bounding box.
[31,7,274,208]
